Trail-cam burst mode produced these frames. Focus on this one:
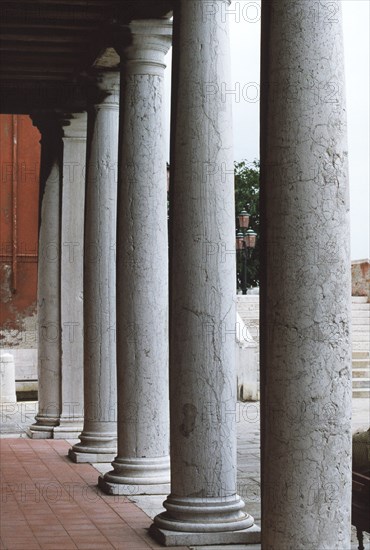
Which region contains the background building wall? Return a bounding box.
[0,114,40,395]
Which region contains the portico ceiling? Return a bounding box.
[0,0,173,114]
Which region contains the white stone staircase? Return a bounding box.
[352,296,370,399]
[237,296,260,393]
[237,295,370,399]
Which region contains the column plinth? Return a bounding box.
[98,20,171,495]
[28,114,62,439]
[260,1,352,548]
[53,112,87,440]
[69,71,119,463]
[151,1,257,545]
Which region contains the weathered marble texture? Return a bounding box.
[260,1,352,548]
[152,0,255,544]
[54,113,87,439]
[69,72,119,462]
[29,118,62,438]
[98,20,172,494]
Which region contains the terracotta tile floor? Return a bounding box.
[0,439,189,550]
[1,399,369,549]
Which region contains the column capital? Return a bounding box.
[87,69,120,107]
[124,19,172,75]
[62,112,87,140]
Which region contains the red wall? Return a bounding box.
[0,114,40,331]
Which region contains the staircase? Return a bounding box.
[352,296,370,399]
[237,295,370,399]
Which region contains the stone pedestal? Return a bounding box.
[69,71,119,463]
[260,1,352,548]
[54,112,87,439]
[98,20,172,494]
[151,1,256,545]
[29,115,62,439]
[0,353,17,404]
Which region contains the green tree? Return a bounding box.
[234,160,260,289]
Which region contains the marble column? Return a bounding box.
[260,1,352,548]
[29,115,62,439]
[151,1,257,546]
[69,71,119,462]
[98,20,171,495]
[53,112,87,439]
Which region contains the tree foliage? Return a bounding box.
[234,160,260,289]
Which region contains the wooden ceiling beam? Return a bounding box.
[0,43,88,53]
[0,34,89,43]
[1,8,107,22]
[4,0,109,5]
[1,64,75,73]
[1,74,69,80]
[1,22,98,32]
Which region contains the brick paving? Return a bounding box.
[0,439,188,550]
[1,398,369,549]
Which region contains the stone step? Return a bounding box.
[352,388,370,399]
[353,324,370,332]
[352,378,370,389]
[240,312,259,318]
[352,331,370,343]
[352,331,370,340]
[351,302,370,309]
[352,338,370,347]
[351,297,369,304]
[352,317,370,325]
[352,367,370,379]
[238,316,258,323]
[353,350,370,360]
[351,313,370,322]
[351,309,370,323]
[351,308,370,316]
[353,357,370,367]
[352,335,370,343]
[353,341,370,351]
[352,315,369,320]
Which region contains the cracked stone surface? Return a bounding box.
[29,118,62,437]
[70,71,119,460]
[100,20,172,491]
[54,113,87,439]
[260,1,352,548]
[152,1,254,541]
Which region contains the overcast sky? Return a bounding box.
[165,0,369,261]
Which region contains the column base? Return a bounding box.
[27,425,54,439]
[53,420,83,439]
[149,523,261,546]
[69,449,116,463]
[98,455,170,493]
[68,431,117,462]
[153,494,254,535]
[98,474,170,495]
[28,414,59,439]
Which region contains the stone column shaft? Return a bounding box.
[29,116,62,438]
[151,1,257,546]
[98,20,172,495]
[69,71,119,462]
[260,1,352,548]
[53,112,87,439]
